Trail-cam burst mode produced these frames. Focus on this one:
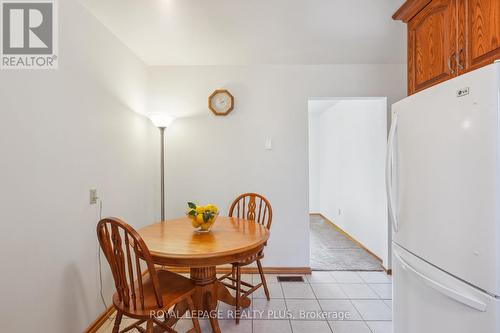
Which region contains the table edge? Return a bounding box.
[140,218,270,261]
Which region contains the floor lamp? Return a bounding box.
[148,113,175,221]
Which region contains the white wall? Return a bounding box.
[309,99,389,266]
[0,1,158,332]
[148,65,406,268]
[308,112,321,213]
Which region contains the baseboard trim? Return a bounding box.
[312,213,390,272]
[84,305,115,333]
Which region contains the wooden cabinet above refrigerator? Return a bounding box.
[393,0,500,95]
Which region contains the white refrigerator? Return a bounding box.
[387,61,500,332]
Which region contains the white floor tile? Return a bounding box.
[366,321,393,333]
[328,321,372,333]
[282,282,316,299]
[97,271,395,333]
[311,283,348,299]
[357,271,391,284]
[285,299,322,320]
[255,274,281,284]
[306,271,337,283]
[352,300,392,321]
[217,318,252,333]
[252,273,263,284]
[97,317,148,333]
[290,320,333,333]
[330,271,364,283]
[241,274,254,284]
[173,318,211,333]
[369,284,392,299]
[251,299,287,319]
[217,300,252,320]
[95,318,114,333]
[340,283,379,299]
[219,273,253,283]
[252,283,284,299]
[318,300,362,321]
[253,320,292,333]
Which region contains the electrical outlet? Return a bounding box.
[338,208,342,216]
[90,189,98,205]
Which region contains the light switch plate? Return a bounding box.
[265,138,273,150]
[90,189,98,205]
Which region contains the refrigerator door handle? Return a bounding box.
[386,111,399,232]
[394,252,487,312]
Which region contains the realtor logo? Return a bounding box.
[1,0,58,69]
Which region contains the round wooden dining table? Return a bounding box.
[138,216,269,333]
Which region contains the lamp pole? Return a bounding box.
[148,112,174,222]
[160,127,166,221]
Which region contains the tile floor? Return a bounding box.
[97,271,392,333]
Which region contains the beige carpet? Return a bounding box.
[310,215,384,271]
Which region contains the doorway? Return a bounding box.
[308,98,389,271]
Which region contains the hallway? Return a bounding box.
[310,215,384,271]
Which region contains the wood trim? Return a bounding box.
[83,305,115,333]
[393,0,432,22]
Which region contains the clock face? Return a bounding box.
[209,90,234,115]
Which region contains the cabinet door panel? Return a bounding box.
[408,0,457,94]
[462,0,500,71]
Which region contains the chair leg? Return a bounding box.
[235,265,241,324]
[146,319,154,333]
[231,265,236,287]
[257,258,270,301]
[112,310,123,333]
[186,296,201,333]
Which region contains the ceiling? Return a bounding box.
[81,0,406,66]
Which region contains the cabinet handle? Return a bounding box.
[457,49,464,70]
[448,52,456,74]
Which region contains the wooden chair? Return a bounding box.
[218,193,273,324]
[97,217,201,333]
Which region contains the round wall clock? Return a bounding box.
[208,89,234,116]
